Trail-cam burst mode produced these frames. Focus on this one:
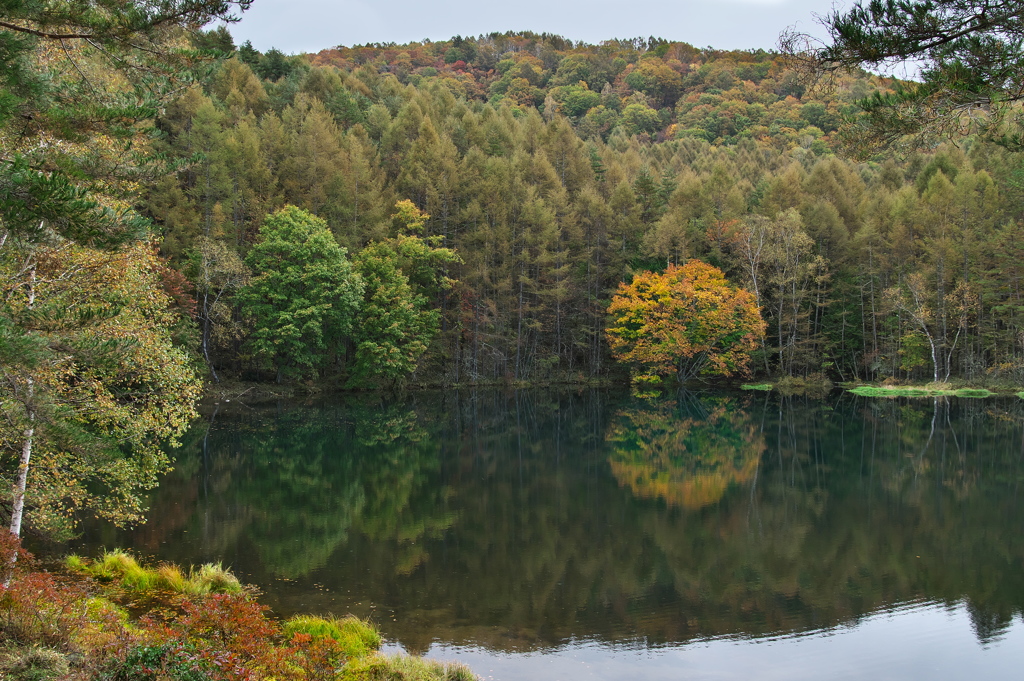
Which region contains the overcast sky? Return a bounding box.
[224,0,847,55]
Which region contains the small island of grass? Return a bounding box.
[847,385,995,398]
[741,383,774,391]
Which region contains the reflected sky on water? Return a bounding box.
[403,600,1024,681]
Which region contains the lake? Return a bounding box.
[69,389,1024,680]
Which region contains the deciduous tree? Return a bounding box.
[0,243,202,539]
[239,206,363,381]
[349,201,461,386]
[606,260,765,382]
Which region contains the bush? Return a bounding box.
[107,643,213,681]
[0,570,85,648]
[0,544,472,681]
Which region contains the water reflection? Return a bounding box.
[607,393,766,509]
[69,391,1024,660]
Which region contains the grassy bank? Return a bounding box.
[742,378,1024,399]
[739,374,835,398]
[0,542,475,681]
[846,385,995,398]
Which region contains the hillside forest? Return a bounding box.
[138,29,1024,387]
[30,30,1024,387]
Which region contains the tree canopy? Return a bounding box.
[349,202,461,387]
[240,206,364,381]
[139,36,1024,388]
[606,260,765,384]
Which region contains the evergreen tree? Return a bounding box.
[794,0,1024,152]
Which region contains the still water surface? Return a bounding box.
[71,389,1024,679]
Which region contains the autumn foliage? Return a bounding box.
[606,260,765,382]
[0,541,475,681]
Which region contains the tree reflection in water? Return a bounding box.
[68,391,1024,654]
[607,392,766,510]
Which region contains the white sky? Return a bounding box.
[223,0,847,55]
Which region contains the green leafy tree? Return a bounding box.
[550,83,601,118]
[349,201,460,386]
[240,206,363,381]
[350,250,434,386]
[0,243,202,539]
[619,101,663,136]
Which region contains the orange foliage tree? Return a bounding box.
[606,260,765,382]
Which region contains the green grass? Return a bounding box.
[283,615,382,659]
[342,653,477,681]
[849,386,931,397]
[953,388,994,398]
[740,383,773,391]
[65,551,243,596]
[848,385,994,398]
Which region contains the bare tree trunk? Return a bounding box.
[202,289,220,383]
[515,271,524,380]
[9,400,33,538]
[5,377,34,587]
[928,333,939,383]
[9,267,37,550]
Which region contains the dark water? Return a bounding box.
[69,389,1024,680]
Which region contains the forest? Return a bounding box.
[142,29,1024,387]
